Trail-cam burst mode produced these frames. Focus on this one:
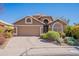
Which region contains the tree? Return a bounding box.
[72,25,79,39]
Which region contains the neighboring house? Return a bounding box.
[0,22,5,29]
[0,20,13,30]
[0,20,13,26]
[13,14,67,36]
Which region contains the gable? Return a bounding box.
[52,22,63,32]
[52,22,64,27]
[50,19,67,25]
[50,20,67,32]
[14,17,43,25]
[53,21,63,25]
[33,16,53,23]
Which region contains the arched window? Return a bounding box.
[52,22,63,32]
[25,18,32,24]
[43,19,49,33]
[43,19,48,24]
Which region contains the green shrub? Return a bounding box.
[65,37,79,46]
[6,25,14,30]
[64,26,73,37]
[0,28,4,33]
[40,33,48,39]
[67,41,76,46]
[4,25,14,38]
[46,31,60,41]
[4,32,13,38]
[59,32,66,38]
[48,28,52,31]
[40,31,62,44]
[72,26,79,39]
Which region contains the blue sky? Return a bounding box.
[0,3,79,25]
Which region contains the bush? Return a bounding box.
[40,33,48,39]
[64,26,73,37]
[5,25,14,30]
[65,37,79,46]
[46,31,60,41]
[48,28,52,31]
[59,32,66,39]
[4,25,14,38]
[0,28,4,33]
[72,26,79,39]
[4,32,13,38]
[40,31,62,44]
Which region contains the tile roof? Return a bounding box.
[0,20,13,26]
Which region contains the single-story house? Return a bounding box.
[13,14,67,36]
[0,20,13,31]
[0,20,13,26]
[0,22,5,30]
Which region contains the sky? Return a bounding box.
[0,3,79,25]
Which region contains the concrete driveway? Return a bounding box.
[0,36,79,56]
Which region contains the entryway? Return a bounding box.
[43,19,49,33]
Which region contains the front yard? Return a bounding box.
[40,24,79,46]
[40,31,79,46]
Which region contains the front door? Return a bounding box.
[43,19,49,33]
[43,24,49,33]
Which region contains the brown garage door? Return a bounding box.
[17,26,41,36]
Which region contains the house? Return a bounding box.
[49,19,67,32]
[0,20,13,26]
[0,20,13,31]
[13,14,67,36]
[0,22,5,30]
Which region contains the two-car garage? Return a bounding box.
[14,25,43,36]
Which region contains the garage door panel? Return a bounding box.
[17,26,41,36]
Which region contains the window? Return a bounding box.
[25,18,32,24]
[52,22,63,32]
[44,19,48,24]
[27,18,31,22]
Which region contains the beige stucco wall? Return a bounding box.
[14,18,43,25]
[49,21,67,32]
[13,17,44,36]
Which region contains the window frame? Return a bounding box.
[25,17,32,24]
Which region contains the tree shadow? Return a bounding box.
[74,46,79,51]
[40,39,60,45]
[40,39,51,43]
